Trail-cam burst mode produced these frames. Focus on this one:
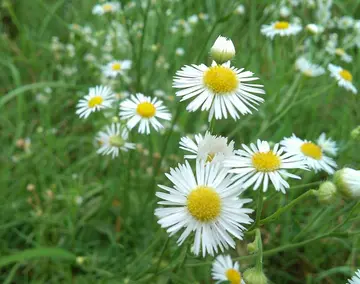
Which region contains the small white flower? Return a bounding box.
[334,168,360,200]
[119,93,171,135]
[224,140,307,193]
[175,47,185,56]
[234,4,245,15]
[179,132,234,164]
[92,2,120,15]
[212,255,246,284]
[102,60,132,78]
[76,86,115,119]
[210,35,236,64]
[338,16,354,29]
[334,48,353,63]
[155,160,253,257]
[96,123,135,158]
[279,6,291,18]
[261,21,302,39]
[328,64,357,94]
[306,23,324,34]
[295,57,325,77]
[188,15,198,24]
[173,61,265,121]
[281,134,337,174]
[316,133,338,156]
[348,269,360,284]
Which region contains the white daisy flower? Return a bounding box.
[305,23,324,34]
[119,93,171,135]
[179,131,234,164]
[76,85,115,119]
[155,160,253,257]
[334,168,360,200]
[281,134,337,174]
[348,269,360,284]
[102,60,132,78]
[92,2,120,15]
[328,64,357,94]
[338,16,354,29]
[279,6,291,18]
[316,133,338,156]
[96,123,135,158]
[212,255,246,284]
[210,35,236,64]
[224,140,307,193]
[173,61,265,121]
[334,48,353,63]
[261,21,302,39]
[295,57,325,77]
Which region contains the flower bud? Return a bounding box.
[247,240,258,254]
[351,125,360,142]
[306,23,324,35]
[316,181,337,203]
[210,36,235,64]
[333,168,360,199]
[243,267,268,284]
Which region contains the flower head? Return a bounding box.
[295,57,325,77]
[328,64,357,94]
[155,160,253,257]
[334,168,360,199]
[261,21,302,39]
[102,60,132,78]
[173,61,265,121]
[92,2,120,15]
[76,86,115,119]
[120,93,171,135]
[210,36,236,64]
[212,255,246,284]
[224,140,307,193]
[348,269,360,284]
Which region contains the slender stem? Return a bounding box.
[248,189,264,232]
[209,117,216,134]
[255,229,263,272]
[154,236,169,274]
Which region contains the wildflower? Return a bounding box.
[281,134,337,174]
[316,181,337,203]
[306,23,324,34]
[295,57,325,77]
[316,133,338,156]
[76,86,115,119]
[347,269,360,284]
[175,47,185,56]
[334,168,360,199]
[96,123,135,158]
[188,15,198,25]
[338,16,354,29]
[261,21,302,39]
[234,4,245,15]
[334,48,352,63]
[279,6,291,18]
[328,64,357,94]
[92,2,120,15]
[102,60,132,78]
[119,93,171,135]
[210,35,236,64]
[155,160,253,257]
[224,140,307,193]
[179,132,234,164]
[212,255,245,284]
[173,61,265,121]
[242,268,267,284]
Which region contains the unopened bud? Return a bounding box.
[351,125,360,142]
[210,35,236,64]
[333,168,360,200]
[243,267,268,284]
[316,181,337,203]
[247,240,258,254]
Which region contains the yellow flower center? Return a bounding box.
[226,268,242,284]
[109,136,125,147]
[102,4,113,12]
[112,63,121,71]
[252,151,281,172]
[339,69,352,82]
[303,69,313,77]
[88,96,104,108]
[187,186,221,222]
[203,66,238,94]
[136,102,156,118]
[274,21,290,30]
[206,153,215,162]
[335,48,345,56]
[301,142,322,160]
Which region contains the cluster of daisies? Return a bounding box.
[260,1,358,94]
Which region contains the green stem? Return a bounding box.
[255,229,263,272]
[154,236,169,274]
[248,189,264,232]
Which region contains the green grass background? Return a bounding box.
[0,0,359,283]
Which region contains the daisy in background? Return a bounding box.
[347,269,360,284]
[92,2,120,15]
[295,57,325,77]
[179,132,234,164]
[102,60,132,78]
[173,61,265,121]
[261,21,302,39]
[317,133,338,156]
[76,85,115,119]
[96,123,135,158]
[328,64,357,94]
[224,140,307,193]
[281,134,337,174]
[155,160,253,257]
[212,255,246,284]
[120,93,171,135]
[305,23,324,35]
[326,45,352,63]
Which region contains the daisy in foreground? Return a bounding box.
[348,269,360,284]
[179,132,234,164]
[173,61,265,121]
[295,57,325,77]
[212,255,245,284]
[328,63,357,94]
[92,2,120,15]
[96,123,135,158]
[224,140,307,193]
[120,93,171,134]
[155,160,253,257]
[281,134,337,174]
[76,85,115,119]
[261,21,302,39]
[102,60,132,78]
